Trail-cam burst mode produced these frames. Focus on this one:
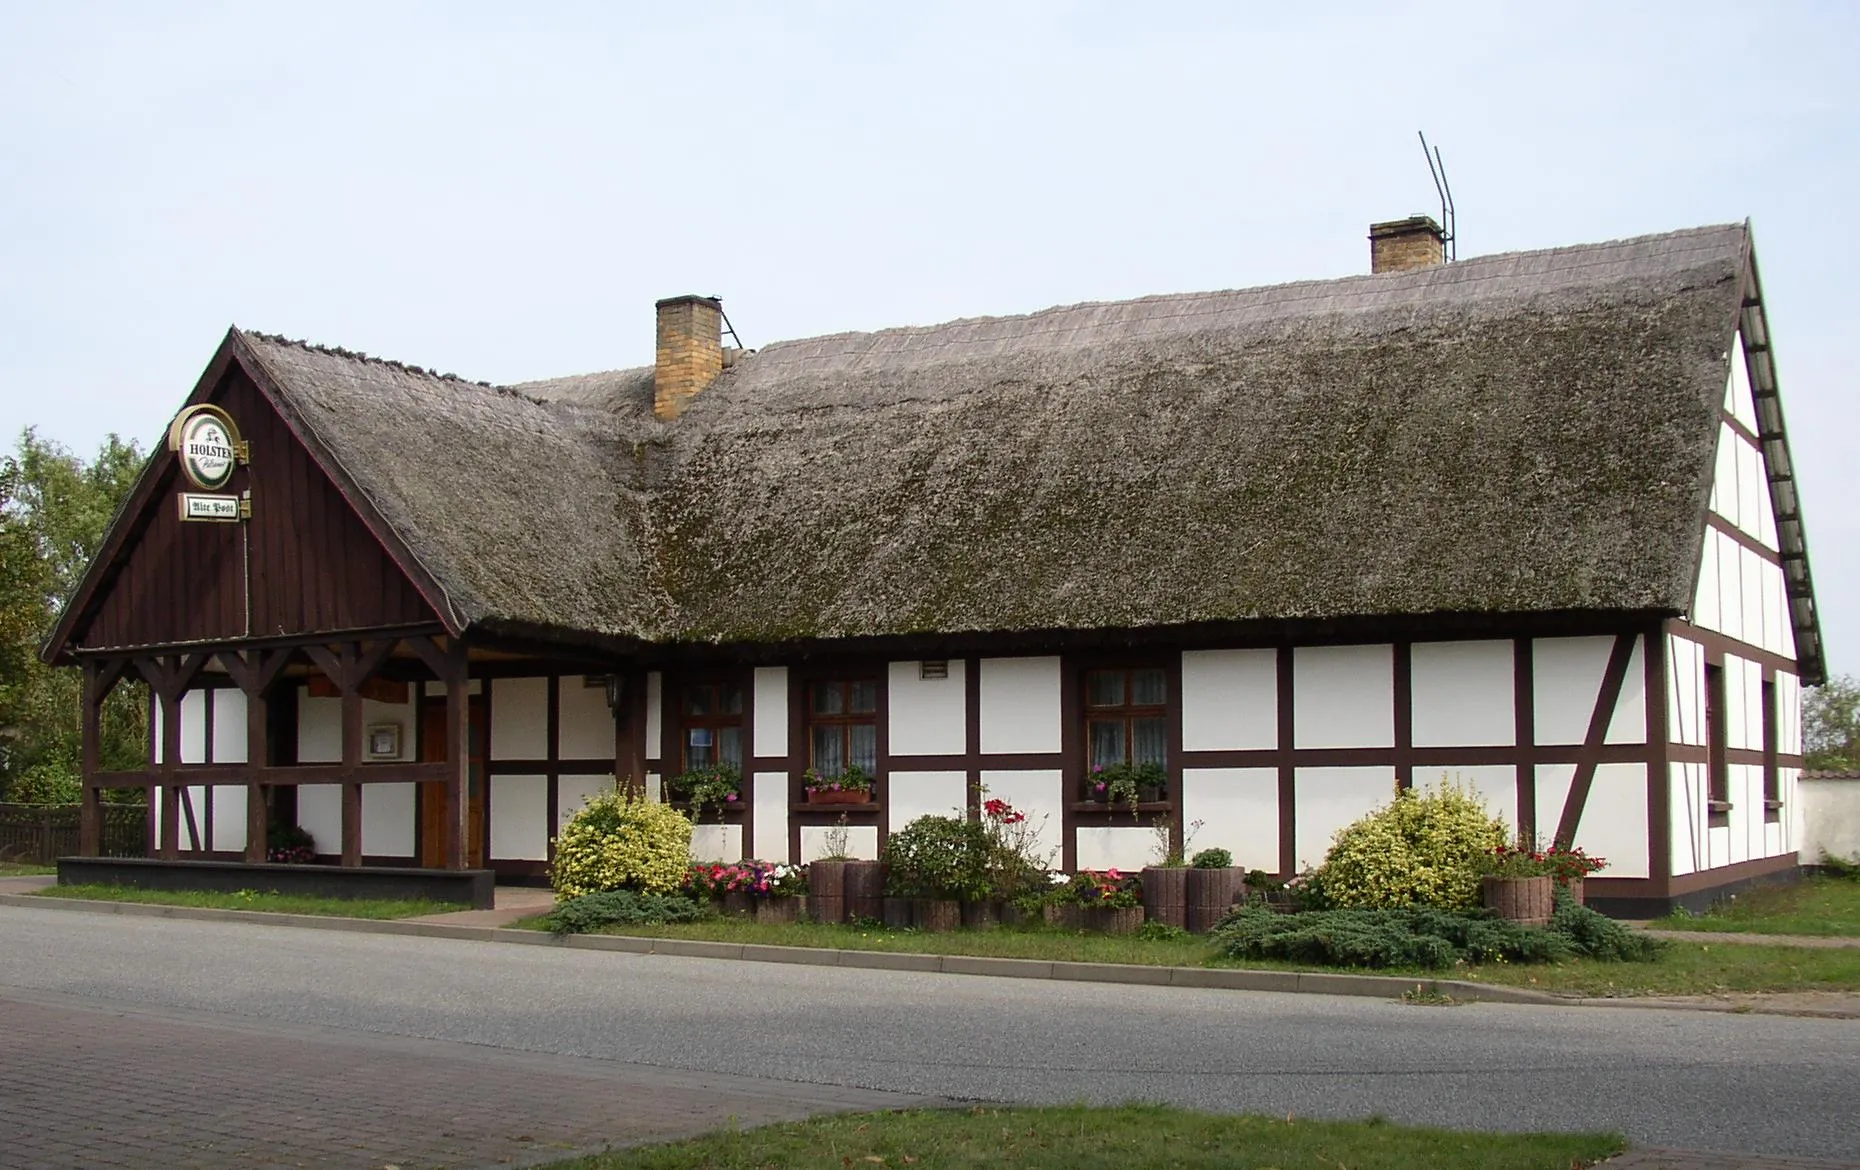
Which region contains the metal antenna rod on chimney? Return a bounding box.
[713,298,746,349]
[1418,131,1457,262]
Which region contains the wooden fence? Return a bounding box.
[0,803,147,864]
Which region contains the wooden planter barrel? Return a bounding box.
[1048,904,1143,934]
[1185,867,1245,933]
[722,890,755,917]
[1483,875,1554,926]
[881,896,914,929]
[845,860,885,922]
[809,860,848,924]
[1560,877,1586,907]
[755,896,801,924]
[1141,867,1189,930]
[914,898,962,932]
[961,899,1003,930]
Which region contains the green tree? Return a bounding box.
[1805,674,1860,773]
[0,429,149,803]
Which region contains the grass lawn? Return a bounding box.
[29,883,453,919]
[543,1105,1625,1169]
[0,862,56,876]
[519,915,1860,997]
[1647,876,1860,938]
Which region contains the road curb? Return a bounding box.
[6,891,1854,1018]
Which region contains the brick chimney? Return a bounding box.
[1369,215,1446,274]
[654,295,724,420]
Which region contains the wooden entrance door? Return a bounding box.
[420,697,485,868]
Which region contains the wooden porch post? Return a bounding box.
[244,679,269,863]
[158,686,182,860]
[444,638,470,870]
[79,660,101,857]
[340,646,364,867]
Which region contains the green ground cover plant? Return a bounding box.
[541,889,712,935]
[542,1104,1624,1170]
[1211,901,1662,969]
[0,862,55,876]
[30,884,450,918]
[1648,875,1860,937]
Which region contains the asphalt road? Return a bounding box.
[2,903,1857,1160]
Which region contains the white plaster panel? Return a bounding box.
[980,769,1063,866]
[1710,423,1739,529]
[150,697,162,764]
[1667,636,1702,747]
[297,692,341,763]
[888,660,966,756]
[490,677,548,760]
[753,667,788,758]
[1740,548,1765,654]
[645,672,663,760]
[1570,762,1649,878]
[1724,655,1753,752]
[297,786,340,854]
[1729,338,1759,429]
[210,786,246,853]
[1693,529,1722,635]
[1728,763,1757,865]
[361,783,416,858]
[555,774,616,836]
[1707,824,1731,871]
[889,770,968,834]
[1532,637,1612,746]
[1410,641,1513,748]
[211,688,247,764]
[179,690,208,764]
[646,772,661,802]
[1604,638,1647,745]
[1075,827,1155,871]
[1180,649,1277,751]
[1669,762,1702,877]
[558,679,615,761]
[1716,534,1744,644]
[1759,560,1783,657]
[1292,645,1393,750]
[801,823,878,863]
[489,774,548,860]
[1779,673,1802,756]
[1292,766,1396,872]
[753,770,790,863]
[177,786,207,850]
[1737,437,1765,545]
[1534,765,1577,846]
[979,658,1062,755]
[690,824,744,863]
[1181,767,1278,873]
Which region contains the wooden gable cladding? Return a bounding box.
[72,359,438,652]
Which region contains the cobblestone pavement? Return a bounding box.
[1603,1149,1860,1169]
[0,989,936,1170]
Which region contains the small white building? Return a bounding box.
[46,217,1824,915]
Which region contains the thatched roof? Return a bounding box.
[225,223,1788,657]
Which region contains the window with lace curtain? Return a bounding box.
[1085,667,1168,770]
[809,679,878,777]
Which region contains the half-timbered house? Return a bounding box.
[43,217,1824,914]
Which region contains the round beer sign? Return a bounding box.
[167,405,244,491]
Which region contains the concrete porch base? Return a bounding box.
[56,857,496,909]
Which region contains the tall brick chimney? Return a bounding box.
[654,295,724,420]
[1369,215,1447,274]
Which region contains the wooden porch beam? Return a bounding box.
[444,637,470,870]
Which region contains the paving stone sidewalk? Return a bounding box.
[0,989,937,1170]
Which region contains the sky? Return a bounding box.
[2,1,1855,671]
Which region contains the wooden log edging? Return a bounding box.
[13,892,1853,1017]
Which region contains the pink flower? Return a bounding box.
[724,793,738,802]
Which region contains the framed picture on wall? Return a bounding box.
[366,722,402,760]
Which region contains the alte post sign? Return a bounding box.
[166,404,250,521]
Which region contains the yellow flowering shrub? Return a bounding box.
[549,790,693,900]
[1318,777,1509,910]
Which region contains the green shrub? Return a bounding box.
[1317,778,1507,910]
[1210,900,1664,970]
[884,815,987,898]
[550,791,693,899]
[1190,848,1233,869]
[542,889,710,935]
